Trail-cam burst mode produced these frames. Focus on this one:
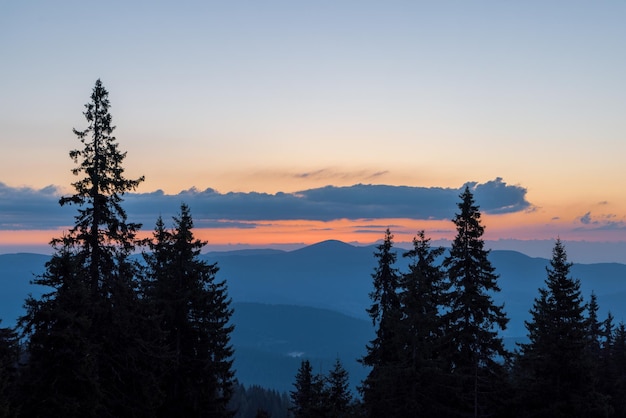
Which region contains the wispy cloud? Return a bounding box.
[291,168,390,181]
[0,178,530,230]
[575,211,626,231]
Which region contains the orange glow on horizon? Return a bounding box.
[1,212,624,254]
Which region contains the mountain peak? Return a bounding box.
[293,239,355,254]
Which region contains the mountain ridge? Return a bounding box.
[3,240,626,391]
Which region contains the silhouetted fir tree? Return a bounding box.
[586,292,603,357]
[515,239,609,417]
[0,322,18,418]
[442,186,509,417]
[19,247,101,417]
[326,359,352,418]
[603,312,615,358]
[598,312,620,416]
[585,292,604,396]
[398,231,449,416]
[609,322,626,416]
[59,79,144,297]
[18,80,152,416]
[229,384,291,418]
[290,359,326,418]
[143,204,235,417]
[359,229,404,418]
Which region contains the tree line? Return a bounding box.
[1,80,626,417]
[290,190,626,417]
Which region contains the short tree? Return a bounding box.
[326,358,352,418]
[290,359,326,417]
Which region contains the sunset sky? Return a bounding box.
[1,1,625,262]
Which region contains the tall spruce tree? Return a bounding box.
[143,204,235,417]
[399,231,449,416]
[59,79,144,295]
[442,186,509,417]
[515,239,609,417]
[359,229,403,417]
[18,80,152,416]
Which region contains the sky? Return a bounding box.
[1,1,626,262]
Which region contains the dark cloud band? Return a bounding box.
[0,178,530,230]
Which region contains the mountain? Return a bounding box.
[0,253,49,327]
[2,240,626,391]
[231,302,371,392]
[208,239,376,319]
[203,242,626,338]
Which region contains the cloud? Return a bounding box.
[465,177,531,214]
[0,182,72,229]
[291,168,389,181]
[0,178,531,230]
[354,229,390,234]
[580,212,592,225]
[575,211,626,231]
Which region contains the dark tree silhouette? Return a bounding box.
[289,359,326,417]
[325,358,353,418]
[609,322,626,416]
[398,231,450,416]
[143,204,235,417]
[515,239,609,417]
[0,322,18,417]
[359,229,404,417]
[229,384,291,418]
[442,186,509,417]
[18,79,151,416]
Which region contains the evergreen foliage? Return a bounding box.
[14,81,234,417]
[359,229,404,417]
[59,79,144,295]
[17,80,151,417]
[514,239,609,417]
[18,248,102,416]
[398,231,449,415]
[0,323,18,418]
[290,358,358,418]
[143,204,235,417]
[7,79,626,418]
[609,322,626,415]
[289,359,327,417]
[442,186,509,417]
[326,359,353,418]
[229,384,290,418]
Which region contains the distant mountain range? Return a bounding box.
[2,240,626,392]
[203,240,626,336]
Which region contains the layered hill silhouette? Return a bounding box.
[2,240,626,391]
